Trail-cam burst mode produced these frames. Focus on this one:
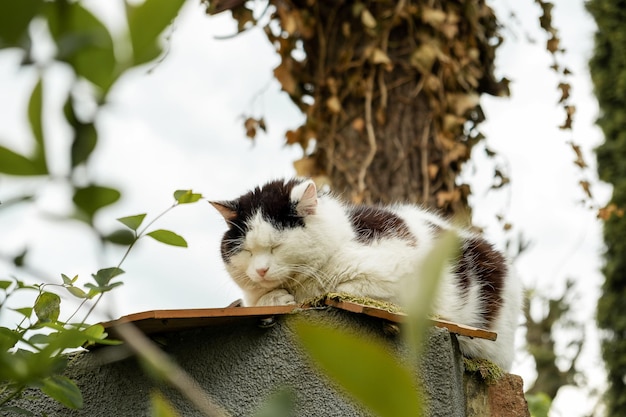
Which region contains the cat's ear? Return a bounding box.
[209,200,238,223]
[291,180,317,216]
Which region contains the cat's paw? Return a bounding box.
[257,289,296,306]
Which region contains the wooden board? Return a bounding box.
[98,299,496,343]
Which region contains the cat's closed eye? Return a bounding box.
[270,244,282,254]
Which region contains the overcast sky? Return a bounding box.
[0,1,610,415]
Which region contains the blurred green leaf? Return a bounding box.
[0,406,35,416]
[92,267,124,287]
[174,190,202,204]
[84,281,124,294]
[83,324,105,340]
[29,333,52,345]
[41,375,83,409]
[66,286,88,299]
[0,145,46,175]
[63,94,99,167]
[150,390,182,417]
[403,230,459,356]
[61,274,76,285]
[0,280,12,290]
[71,121,97,167]
[293,319,423,417]
[73,185,121,222]
[0,0,42,47]
[117,213,147,231]
[147,230,187,247]
[254,388,295,417]
[34,292,61,324]
[0,327,21,351]
[13,248,27,267]
[126,0,186,66]
[28,77,44,149]
[12,307,33,319]
[45,2,116,91]
[104,229,136,245]
[526,392,551,417]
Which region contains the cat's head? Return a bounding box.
[210,178,318,290]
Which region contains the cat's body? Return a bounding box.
[211,178,522,370]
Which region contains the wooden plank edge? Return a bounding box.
[323,298,497,341]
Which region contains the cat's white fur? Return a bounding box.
[214,179,522,370]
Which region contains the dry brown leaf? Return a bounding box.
[559,105,576,130]
[410,43,439,74]
[579,180,593,199]
[277,6,297,35]
[428,164,439,179]
[448,93,480,116]
[421,7,447,26]
[558,82,571,103]
[293,157,316,177]
[436,189,461,207]
[361,8,377,29]
[370,48,393,68]
[244,117,258,139]
[285,128,301,145]
[273,59,297,95]
[598,204,625,220]
[352,117,365,133]
[547,36,560,53]
[326,96,342,114]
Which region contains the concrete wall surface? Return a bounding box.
[9,308,479,417]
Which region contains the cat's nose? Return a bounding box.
[256,267,269,278]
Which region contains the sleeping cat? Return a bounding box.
[211,178,522,370]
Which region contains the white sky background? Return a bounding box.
[0,1,611,416]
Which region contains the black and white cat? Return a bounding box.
[211,178,521,370]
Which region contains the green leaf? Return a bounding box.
[83,324,105,340]
[117,213,147,231]
[27,77,48,174]
[41,375,83,409]
[45,2,116,91]
[0,0,43,47]
[173,190,203,204]
[402,230,459,356]
[92,267,124,287]
[84,281,124,294]
[293,319,423,417]
[146,229,187,247]
[254,388,295,417]
[126,0,186,66]
[526,392,551,417]
[61,274,76,285]
[12,307,33,319]
[73,185,121,222]
[66,286,88,299]
[29,333,52,345]
[150,390,182,417]
[0,280,12,290]
[34,292,61,323]
[0,145,46,175]
[103,229,135,246]
[0,327,21,351]
[13,248,27,267]
[0,406,35,416]
[71,121,97,168]
[28,77,44,148]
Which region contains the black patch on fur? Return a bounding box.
[453,237,507,326]
[219,179,306,262]
[348,205,416,245]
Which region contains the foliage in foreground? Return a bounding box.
[0,191,202,414]
[587,0,626,414]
